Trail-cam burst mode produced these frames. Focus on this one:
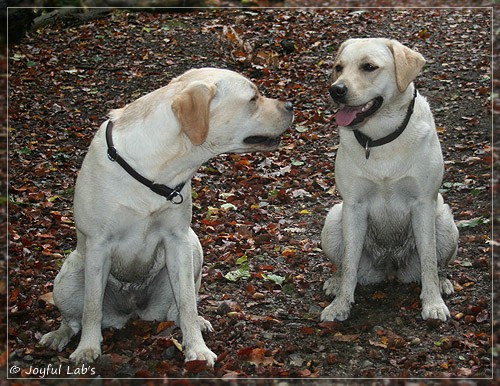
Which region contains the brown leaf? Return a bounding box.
[39,292,54,305]
[318,321,340,330]
[156,321,175,333]
[372,291,386,299]
[237,347,275,365]
[301,326,316,335]
[186,359,208,373]
[9,288,20,303]
[134,369,152,377]
[332,334,360,342]
[369,337,388,348]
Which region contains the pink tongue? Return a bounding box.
[335,106,363,127]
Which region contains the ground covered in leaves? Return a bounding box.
[8,7,494,382]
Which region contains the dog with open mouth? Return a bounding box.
[321,38,459,322]
[40,68,294,365]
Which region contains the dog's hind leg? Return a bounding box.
[39,320,77,352]
[321,203,344,297]
[321,203,344,263]
[40,250,84,351]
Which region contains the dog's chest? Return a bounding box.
[366,205,414,246]
[364,183,417,262]
[110,241,165,285]
[109,218,168,284]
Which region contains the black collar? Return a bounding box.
[353,87,418,159]
[105,120,185,204]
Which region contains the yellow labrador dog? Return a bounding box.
[321,38,458,322]
[40,68,293,365]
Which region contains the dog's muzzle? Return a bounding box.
[329,83,383,127]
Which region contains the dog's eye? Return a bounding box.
[362,63,378,72]
[250,94,259,102]
[335,64,343,73]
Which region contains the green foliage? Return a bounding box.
[224,255,250,282]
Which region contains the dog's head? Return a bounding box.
[171,68,293,153]
[329,38,425,127]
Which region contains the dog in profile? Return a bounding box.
[321,38,458,322]
[40,68,293,364]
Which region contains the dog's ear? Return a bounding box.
[331,40,352,82]
[387,40,426,92]
[172,81,217,145]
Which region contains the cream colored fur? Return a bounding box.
[321,39,458,322]
[40,68,293,365]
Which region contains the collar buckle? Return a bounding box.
[168,190,184,205]
[149,183,185,204]
[107,146,118,162]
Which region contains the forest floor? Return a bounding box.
[7,7,495,383]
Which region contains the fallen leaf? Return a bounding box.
[186,359,208,373]
[39,292,54,305]
[332,334,360,342]
[156,321,175,333]
[171,337,183,352]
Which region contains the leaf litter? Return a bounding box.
[7,7,493,380]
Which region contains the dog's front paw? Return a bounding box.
[198,316,214,333]
[421,300,450,321]
[320,298,352,322]
[184,343,217,366]
[323,275,341,297]
[70,346,101,364]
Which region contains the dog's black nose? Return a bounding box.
[284,102,293,111]
[329,83,348,101]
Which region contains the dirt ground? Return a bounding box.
[7,7,494,382]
